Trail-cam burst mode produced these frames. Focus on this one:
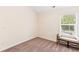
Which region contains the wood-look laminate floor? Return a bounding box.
[3,37,79,52]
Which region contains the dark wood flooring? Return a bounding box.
[3,37,79,52]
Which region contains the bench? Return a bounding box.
[57,34,79,48]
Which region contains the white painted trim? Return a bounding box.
[0,36,36,51]
[59,14,77,38]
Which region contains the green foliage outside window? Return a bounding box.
[61,15,76,35]
[61,15,76,24]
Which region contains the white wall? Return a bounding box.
[38,13,59,42]
[38,7,79,42]
[0,6,37,51]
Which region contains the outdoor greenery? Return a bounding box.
[61,15,76,24]
[61,15,76,35]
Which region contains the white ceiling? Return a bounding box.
[32,6,51,13]
[32,6,79,13]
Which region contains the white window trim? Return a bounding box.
[59,14,78,39]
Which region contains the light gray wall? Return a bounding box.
[0,6,37,51]
[38,7,79,42]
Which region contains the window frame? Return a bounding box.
[59,14,77,37]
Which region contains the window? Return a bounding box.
[60,15,77,37]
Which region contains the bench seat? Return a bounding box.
[60,37,79,44]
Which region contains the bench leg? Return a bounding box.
[67,41,69,48]
[57,39,60,45]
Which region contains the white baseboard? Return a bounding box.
[1,36,36,51]
[1,36,57,51]
[37,36,57,42]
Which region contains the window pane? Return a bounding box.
[61,15,76,24]
[61,25,74,35]
[70,25,74,31]
[61,25,69,31]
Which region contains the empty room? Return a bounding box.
[0,6,79,52]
